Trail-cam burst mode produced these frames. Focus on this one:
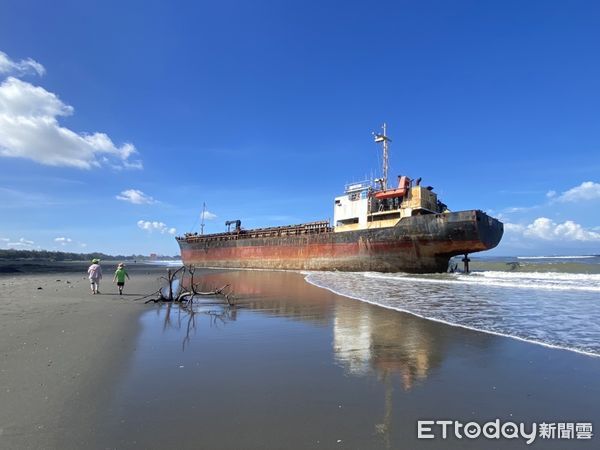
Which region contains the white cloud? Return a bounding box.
[506,217,600,242]
[0,51,142,170]
[0,51,45,77]
[500,182,600,220]
[54,237,72,245]
[116,189,155,204]
[1,237,9,242]
[201,210,217,220]
[7,237,34,247]
[137,220,177,235]
[553,221,600,241]
[557,181,600,203]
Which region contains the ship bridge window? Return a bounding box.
[336,218,359,226]
[368,213,401,222]
[412,209,434,216]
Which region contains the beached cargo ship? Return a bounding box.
[176,125,503,273]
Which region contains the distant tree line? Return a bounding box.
[0,249,180,261]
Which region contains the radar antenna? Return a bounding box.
[373,123,392,190]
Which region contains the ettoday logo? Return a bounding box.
[417,420,593,444]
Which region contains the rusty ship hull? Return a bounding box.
[177,210,503,273]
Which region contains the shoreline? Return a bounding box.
[304,273,600,359]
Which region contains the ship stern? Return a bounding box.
[474,210,504,251]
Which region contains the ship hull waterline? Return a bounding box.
[177,210,503,273]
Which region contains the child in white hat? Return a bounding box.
[87,259,102,294]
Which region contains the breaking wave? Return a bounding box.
[517,255,597,259]
[366,271,600,292]
[146,259,183,267]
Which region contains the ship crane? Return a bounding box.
[225,220,242,233]
[372,123,392,190]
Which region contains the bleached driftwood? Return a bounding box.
[141,266,235,305]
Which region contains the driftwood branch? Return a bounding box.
[143,265,235,305]
[193,284,230,296]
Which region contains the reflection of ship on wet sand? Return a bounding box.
[193,269,451,388]
[333,300,444,390]
[190,269,471,389]
[332,300,449,447]
[173,269,497,447]
[188,270,338,326]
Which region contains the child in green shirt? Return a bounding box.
[113,263,130,295]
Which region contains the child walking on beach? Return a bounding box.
[113,263,130,295]
[87,258,102,294]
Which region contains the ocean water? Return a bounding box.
[304,256,600,357]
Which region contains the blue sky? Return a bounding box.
[0,0,599,256]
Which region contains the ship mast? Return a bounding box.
[373,123,392,190]
[200,202,206,235]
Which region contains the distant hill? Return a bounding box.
[0,249,180,261]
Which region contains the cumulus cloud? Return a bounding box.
[0,50,142,170]
[201,210,217,220]
[506,217,600,242]
[0,51,45,77]
[7,237,35,247]
[556,181,600,203]
[116,189,155,204]
[54,237,72,245]
[137,220,177,235]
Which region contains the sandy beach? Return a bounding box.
[1,265,599,449]
[0,262,167,449]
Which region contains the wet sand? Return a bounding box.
[1,267,600,449]
[0,262,168,449]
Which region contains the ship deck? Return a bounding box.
[178,220,332,243]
